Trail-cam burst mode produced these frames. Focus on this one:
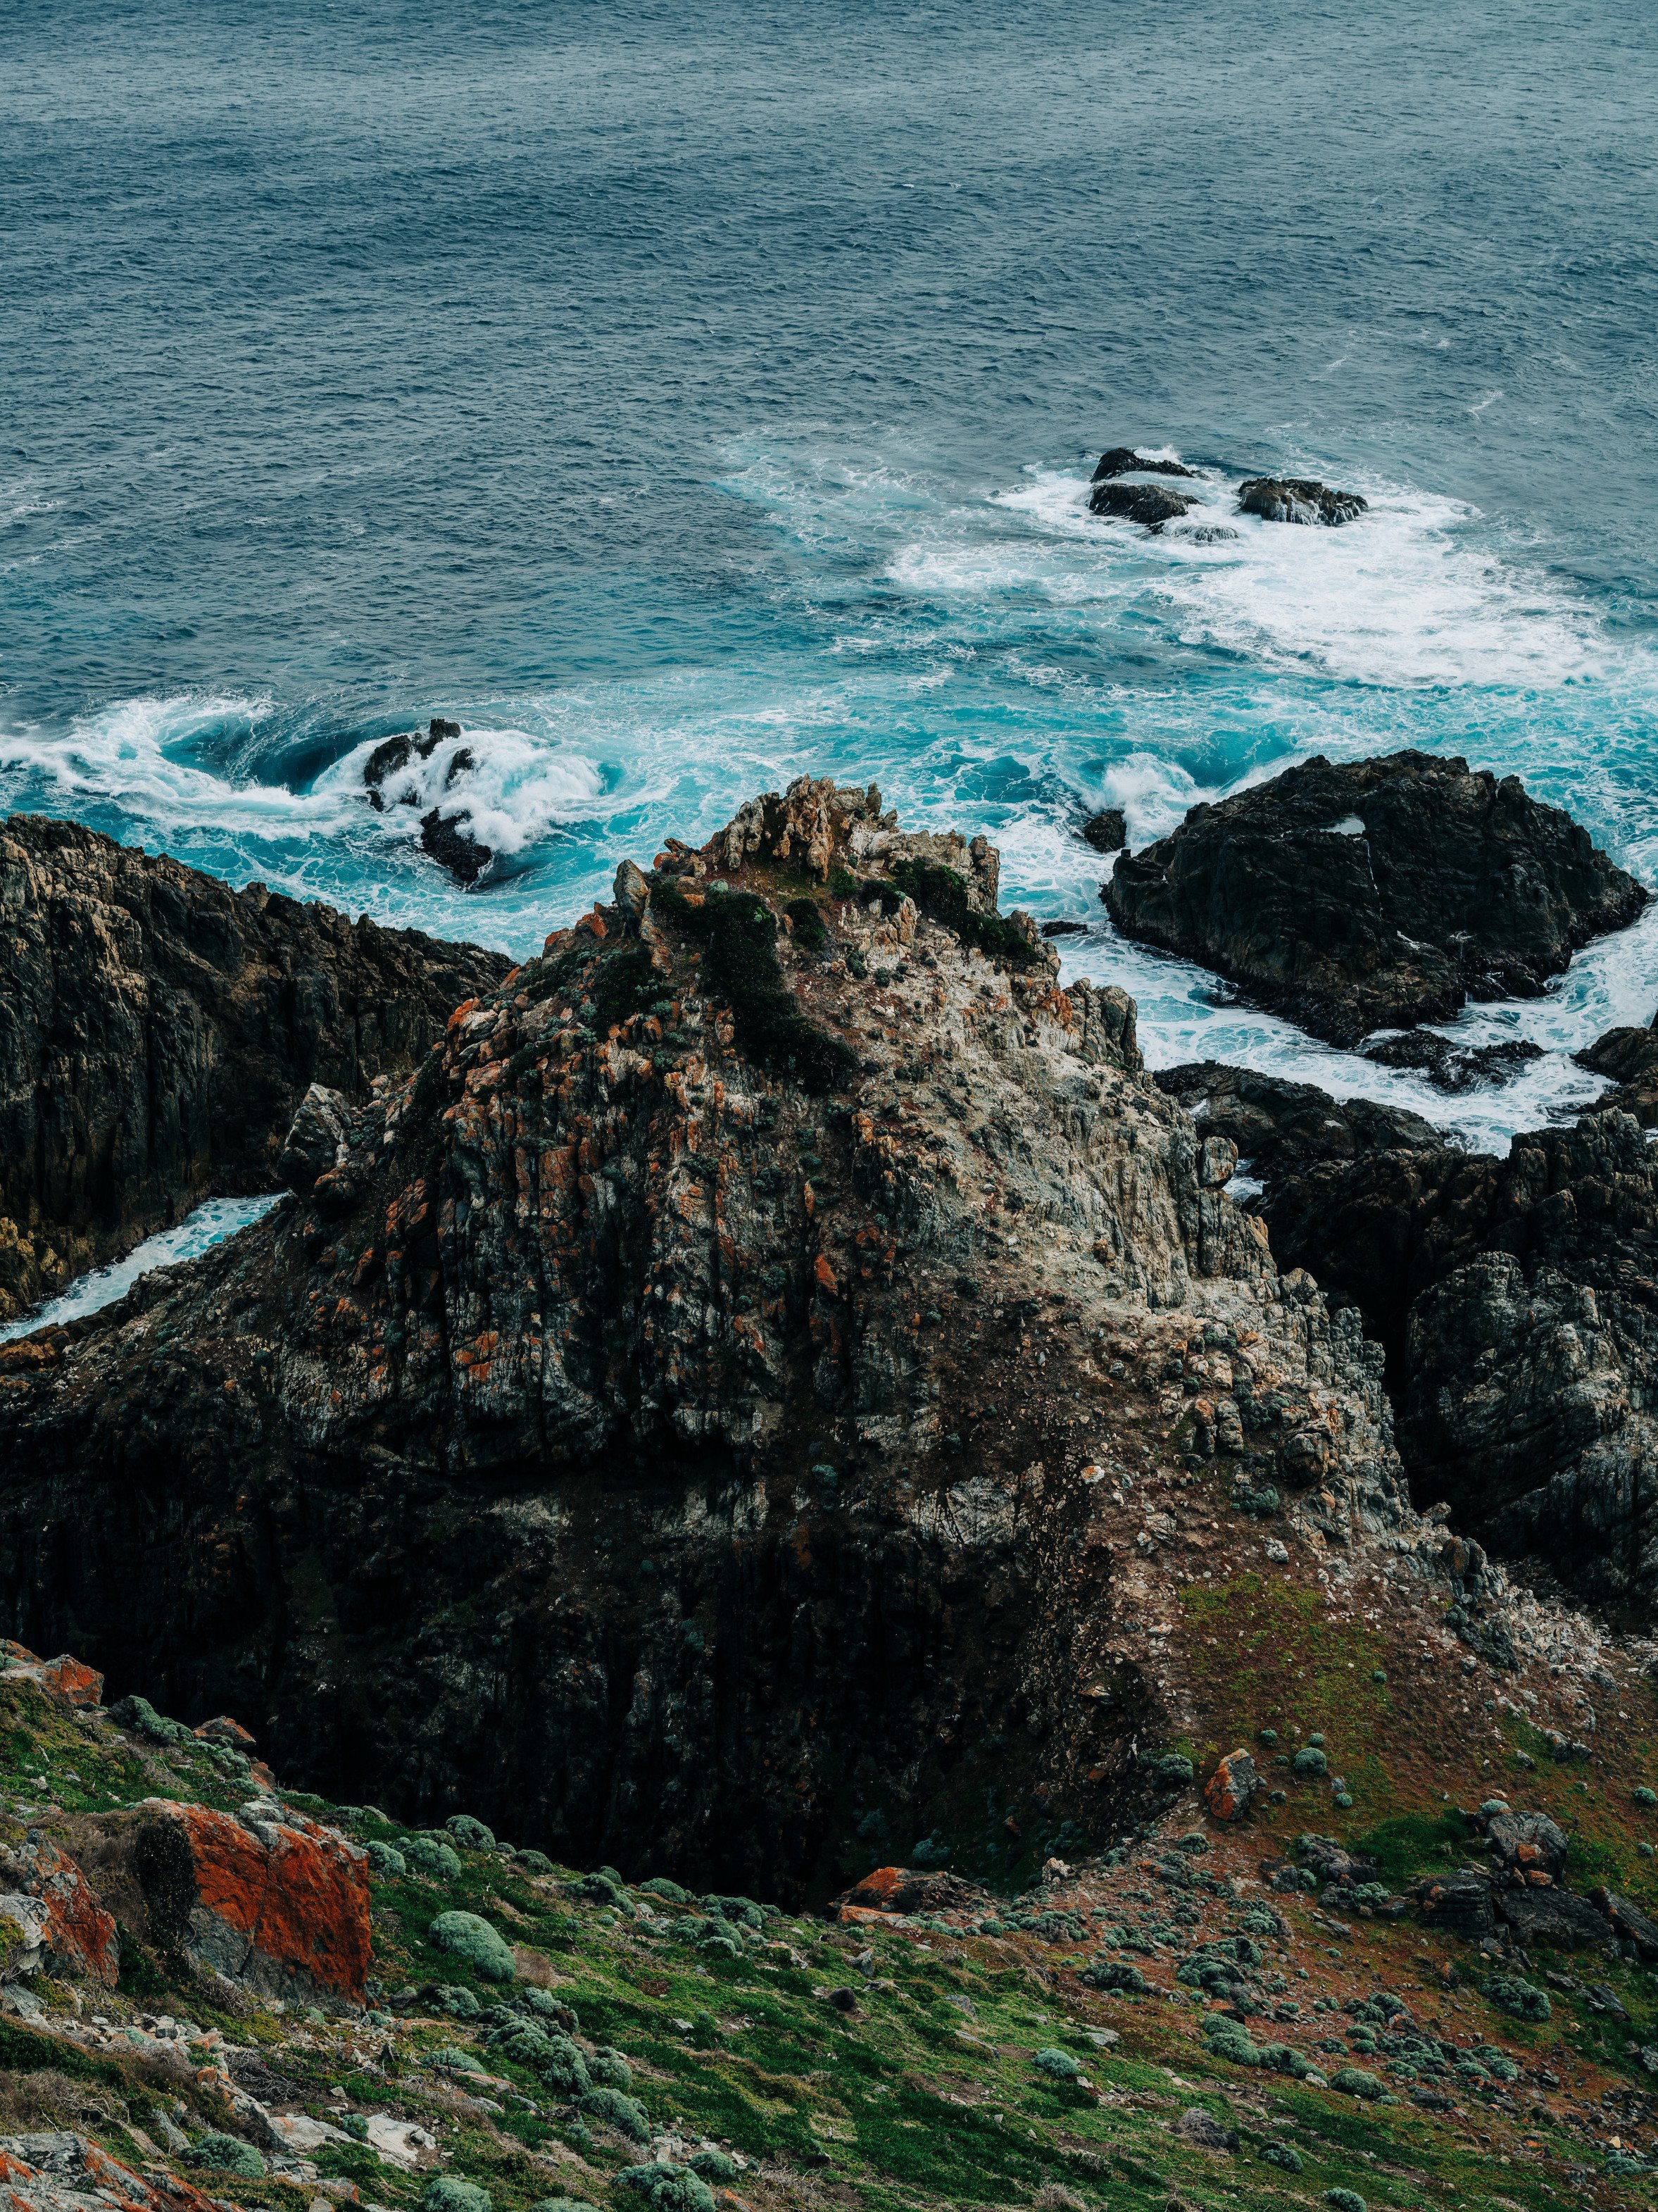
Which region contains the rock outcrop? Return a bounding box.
[0,1833,119,1985]
[1576,1012,1658,1127]
[1236,476,1367,526]
[1105,751,1647,1046]
[1088,482,1197,530]
[0,816,509,1320]
[0,780,1417,1898]
[1080,808,1126,854]
[1091,449,1198,482]
[1170,1057,1658,1611]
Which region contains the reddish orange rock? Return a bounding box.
[193,1714,257,1749]
[36,1654,104,1708]
[1203,1748,1259,1823]
[0,1833,119,1983]
[146,1796,371,2009]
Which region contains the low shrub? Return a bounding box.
[429,1910,516,1982]
[615,2163,717,2212]
[580,2086,651,2140]
[424,2181,492,2212]
[184,2135,264,2180]
[446,1813,496,1851]
[1485,1975,1550,2023]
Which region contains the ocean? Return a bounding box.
[6,0,1658,1161]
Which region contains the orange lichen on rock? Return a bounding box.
[149,1797,371,2008]
[1202,1748,1259,1824]
[0,1832,119,1984]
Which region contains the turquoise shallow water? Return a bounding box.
[5,0,1658,1156]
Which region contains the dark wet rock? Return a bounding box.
[1092,448,1198,482]
[1105,751,1648,1048]
[1156,1063,1442,1189]
[1237,477,1367,526]
[1362,1030,1544,1093]
[0,817,508,1324]
[1576,1015,1658,1128]
[420,808,493,885]
[1041,920,1088,939]
[1495,1885,1614,1954]
[1081,809,1127,854]
[1088,482,1198,530]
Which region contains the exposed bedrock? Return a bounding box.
[0,780,1412,1899]
[0,816,509,1321]
[1106,751,1648,1048]
[1164,1058,1658,1613]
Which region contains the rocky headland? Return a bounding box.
[7,779,1658,2204]
[1105,750,1648,1047]
[0,816,509,1322]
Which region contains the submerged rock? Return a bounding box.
[1237,476,1367,525]
[1088,480,1198,530]
[1105,751,1648,1047]
[0,817,508,1323]
[363,717,494,882]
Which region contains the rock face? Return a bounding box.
[0,817,509,1321]
[1172,1059,1658,1610]
[1576,1013,1658,1127]
[1105,751,1647,1046]
[1236,477,1367,526]
[1091,449,1198,482]
[1088,482,1197,530]
[0,1833,119,1985]
[0,780,1414,1898]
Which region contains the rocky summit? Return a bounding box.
[0,817,508,1322]
[8,780,1658,2211]
[1105,750,1648,1047]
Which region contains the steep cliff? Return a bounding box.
[0,781,1433,1899]
[0,816,510,1320]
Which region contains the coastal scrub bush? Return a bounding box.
[517,1849,554,1875]
[572,1872,625,1908]
[591,948,659,1032]
[1033,2049,1082,2079]
[531,2201,600,2212]
[429,2047,484,2074]
[424,2181,492,2212]
[1635,1787,1657,1809]
[1203,2016,1260,2068]
[1486,1975,1550,2023]
[185,2135,263,2180]
[616,2164,717,2212]
[429,1910,516,1982]
[884,859,1038,969]
[1325,2193,1367,2212]
[404,1834,463,1880]
[1293,1747,1329,1778]
[653,883,856,1092]
[786,897,828,952]
[580,2087,651,2140]
[1329,2068,1386,2101]
[589,2047,634,2089]
[1079,1960,1145,1994]
[366,1841,406,1877]
[439,1985,481,2019]
[446,1814,496,1850]
[639,1877,692,1906]
[1261,2144,1302,2173]
[111,1695,191,1747]
[1141,1751,1195,1787]
[688,2151,739,2184]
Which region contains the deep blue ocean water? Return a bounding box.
[6,0,1658,1154]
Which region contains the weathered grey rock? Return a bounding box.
[1107,751,1647,1047]
[1414,1868,1495,1940]
[1363,1029,1543,1094]
[277,1085,352,1198]
[1495,1885,1614,1954]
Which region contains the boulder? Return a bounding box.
[1204,1749,1259,1823]
[1092,449,1198,482]
[1414,1868,1495,1941]
[1495,1885,1614,1954]
[1105,751,1647,1048]
[276,1083,352,1197]
[831,1866,989,1920]
[119,1797,371,2009]
[1081,809,1126,854]
[0,1650,104,1709]
[1481,1808,1569,1884]
[1088,482,1197,530]
[0,1835,119,1984]
[1236,477,1367,526]
[194,1715,257,1749]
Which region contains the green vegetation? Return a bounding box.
[655,884,856,1092]
[883,860,1038,968]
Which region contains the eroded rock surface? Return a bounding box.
[1236,476,1367,525]
[0,781,1415,1897]
[0,817,509,1320]
[1088,481,1197,530]
[1105,751,1647,1046]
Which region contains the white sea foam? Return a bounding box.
[0,1194,280,1346]
[320,725,609,864]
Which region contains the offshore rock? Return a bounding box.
[1088,481,1197,530]
[1080,808,1126,855]
[1091,448,1198,482]
[1105,751,1648,1047]
[1236,476,1367,526]
[0,816,509,1321]
[1576,1012,1658,1127]
[0,779,1413,1897]
[1362,1028,1543,1094]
